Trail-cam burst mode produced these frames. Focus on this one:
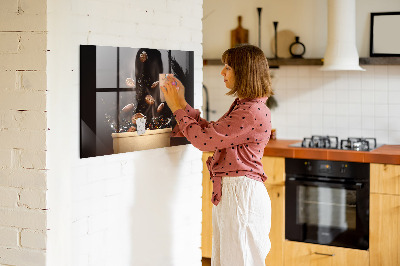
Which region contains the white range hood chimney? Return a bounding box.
[320,0,365,71]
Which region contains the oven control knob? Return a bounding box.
[304,161,312,171]
[340,164,347,174]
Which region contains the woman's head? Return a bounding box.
[221,45,273,99]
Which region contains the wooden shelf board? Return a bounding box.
[204,57,400,67]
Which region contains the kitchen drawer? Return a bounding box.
[262,156,285,185]
[284,241,369,266]
[370,163,400,195]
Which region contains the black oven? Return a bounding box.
[285,158,369,250]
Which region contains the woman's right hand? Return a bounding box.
[167,76,187,108]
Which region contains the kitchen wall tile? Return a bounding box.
[311,86,323,101]
[324,127,337,136]
[348,71,362,90]
[298,102,312,114]
[311,127,325,136]
[323,115,336,129]
[323,86,336,103]
[311,114,324,129]
[311,102,324,114]
[361,104,374,117]
[374,90,388,104]
[388,75,400,91]
[298,77,311,89]
[335,72,349,90]
[336,115,349,129]
[286,77,299,89]
[375,104,389,117]
[287,113,300,127]
[298,67,311,78]
[323,103,336,116]
[336,90,349,103]
[387,65,400,76]
[374,117,389,130]
[336,128,349,140]
[362,116,375,130]
[349,128,362,137]
[388,91,400,104]
[310,66,323,77]
[362,128,375,138]
[348,90,362,103]
[374,65,388,77]
[204,65,400,144]
[361,75,374,91]
[388,131,400,144]
[322,70,335,78]
[349,116,362,129]
[336,103,349,116]
[374,130,389,144]
[285,66,298,77]
[388,104,400,117]
[310,77,324,90]
[388,117,400,131]
[348,103,362,116]
[273,67,286,78]
[374,77,388,91]
[361,90,375,103]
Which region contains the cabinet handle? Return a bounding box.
[314,252,335,257]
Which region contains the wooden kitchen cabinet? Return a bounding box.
[284,241,369,266]
[262,156,285,266]
[370,163,400,195]
[264,184,285,266]
[370,193,400,266]
[201,154,286,265]
[370,163,400,266]
[202,152,213,258]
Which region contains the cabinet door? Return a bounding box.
[370,163,400,195]
[284,241,369,266]
[370,193,400,266]
[202,152,213,258]
[264,185,284,266]
[261,156,285,185]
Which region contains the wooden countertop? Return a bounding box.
[263,139,400,165]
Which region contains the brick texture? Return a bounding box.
[0,0,48,264]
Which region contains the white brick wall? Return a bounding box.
[0,0,48,265]
[3,0,203,264]
[46,0,203,266]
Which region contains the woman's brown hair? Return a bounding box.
[221,44,273,99]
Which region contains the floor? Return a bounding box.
[202,257,211,266]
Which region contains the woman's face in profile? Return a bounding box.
[221,64,235,89]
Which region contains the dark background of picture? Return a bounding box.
[80,45,194,159]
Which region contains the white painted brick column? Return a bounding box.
[0,0,48,265]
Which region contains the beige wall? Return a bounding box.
[203,0,400,58]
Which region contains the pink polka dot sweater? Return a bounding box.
[172,97,272,206]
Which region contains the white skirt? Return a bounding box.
[212,176,271,266]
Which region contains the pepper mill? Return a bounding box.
[273,21,279,58]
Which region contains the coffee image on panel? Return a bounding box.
[80,45,194,158]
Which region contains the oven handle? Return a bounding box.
[286,177,364,189]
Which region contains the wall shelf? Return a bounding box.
[203,57,400,67]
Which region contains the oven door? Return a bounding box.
[285,177,369,250]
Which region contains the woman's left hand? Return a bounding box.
[161,77,185,113]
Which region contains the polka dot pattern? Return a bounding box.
[172,97,272,206]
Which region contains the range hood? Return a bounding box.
[320,0,365,71]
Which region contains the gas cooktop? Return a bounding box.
[289,135,382,151]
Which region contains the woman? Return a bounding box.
[162,44,273,266]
